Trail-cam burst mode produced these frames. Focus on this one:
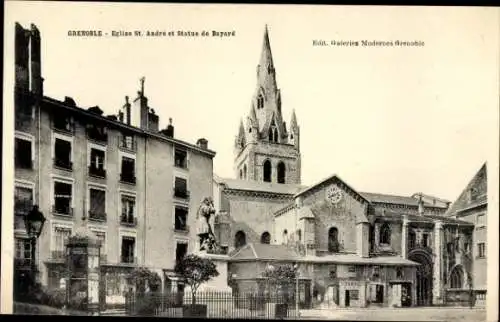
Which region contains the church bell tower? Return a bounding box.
[234,25,301,184]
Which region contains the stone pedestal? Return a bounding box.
[190,252,232,293]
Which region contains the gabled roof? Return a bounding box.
[214,175,306,195]
[361,192,448,209]
[446,162,488,217]
[375,208,473,226]
[230,243,300,261]
[294,173,370,204]
[411,192,451,204]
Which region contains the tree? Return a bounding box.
[128,267,162,296]
[174,254,219,305]
[262,263,298,299]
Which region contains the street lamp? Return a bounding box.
[293,263,300,317]
[23,205,46,287]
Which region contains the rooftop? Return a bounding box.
[40,95,216,157]
[214,175,306,195]
[230,243,300,261]
[360,192,448,209]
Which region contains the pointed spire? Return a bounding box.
[259,24,274,71]
[238,118,245,137]
[249,103,257,122]
[290,109,298,130]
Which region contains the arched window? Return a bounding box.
[243,164,247,179]
[260,232,271,244]
[273,128,279,143]
[380,222,391,245]
[239,169,243,179]
[257,94,264,109]
[283,230,288,245]
[297,229,302,241]
[268,128,273,141]
[263,160,272,182]
[277,162,286,184]
[328,227,339,252]
[450,266,464,289]
[235,231,247,249]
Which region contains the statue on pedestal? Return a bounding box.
[196,197,221,253]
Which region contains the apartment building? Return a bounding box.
[13,23,215,304]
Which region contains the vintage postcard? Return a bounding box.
[2,2,499,321]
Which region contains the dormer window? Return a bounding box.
[469,188,479,202]
[257,94,264,109]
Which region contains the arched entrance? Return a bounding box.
[409,250,433,306]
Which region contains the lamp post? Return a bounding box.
[23,205,46,288]
[293,263,300,318]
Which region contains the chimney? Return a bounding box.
[30,24,43,96]
[161,118,174,137]
[15,23,30,90]
[197,138,208,149]
[148,108,159,132]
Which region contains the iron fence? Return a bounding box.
[125,291,299,319]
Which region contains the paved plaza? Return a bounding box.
[299,307,487,322]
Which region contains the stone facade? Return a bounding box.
[445,163,487,305]
[13,23,215,303]
[233,25,301,186]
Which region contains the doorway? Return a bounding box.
[375,285,384,304]
[401,283,412,307]
[345,290,351,307]
[409,251,433,306]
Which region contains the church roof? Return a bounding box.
[214,175,306,195]
[375,208,474,226]
[230,243,300,261]
[294,173,370,204]
[445,162,487,217]
[360,192,448,209]
[298,254,419,266]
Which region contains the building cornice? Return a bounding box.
[223,189,294,200]
[38,94,216,158]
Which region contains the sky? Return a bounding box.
[5,3,499,201]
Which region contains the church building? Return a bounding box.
[215,26,481,309]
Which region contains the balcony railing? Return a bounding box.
[52,118,75,134]
[120,173,136,185]
[174,189,190,200]
[174,158,188,169]
[89,166,106,178]
[14,258,32,269]
[119,137,136,152]
[50,250,66,261]
[86,128,108,143]
[120,215,137,227]
[120,256,137,265]
[54,158,73,171]
[89,211,107,222]
[52,205,74,217]
[174,224,190,233]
